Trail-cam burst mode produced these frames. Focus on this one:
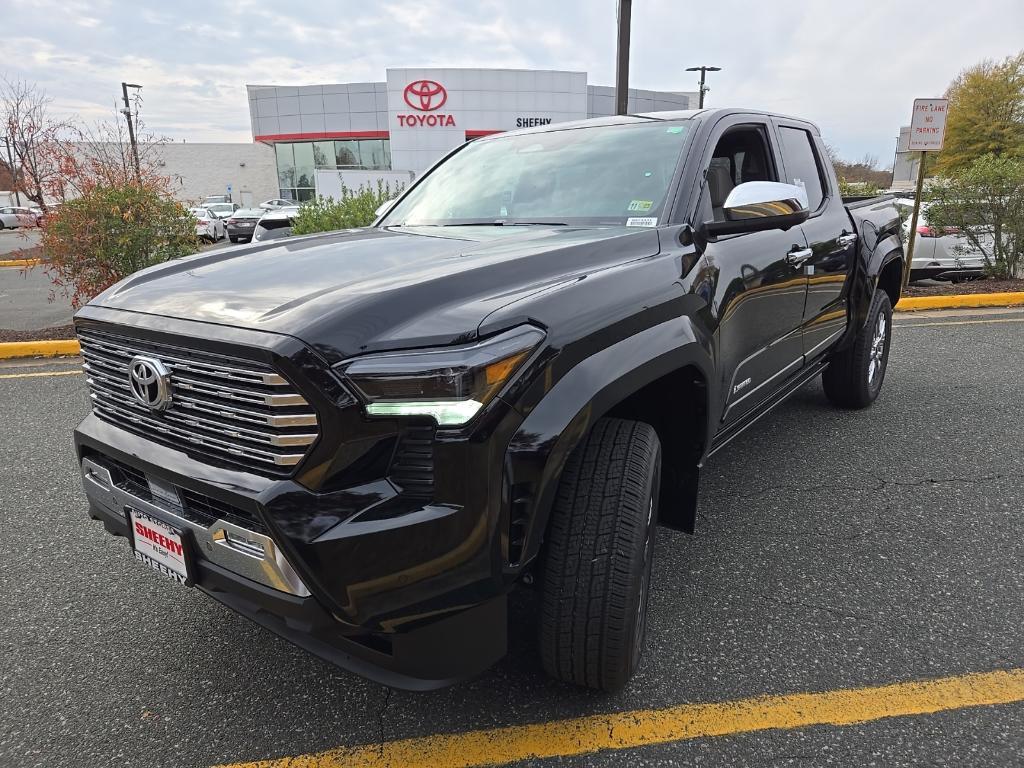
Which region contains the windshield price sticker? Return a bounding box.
[626,217,658,227]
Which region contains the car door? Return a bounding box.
[693,118,810,424]
[774,121,855,359]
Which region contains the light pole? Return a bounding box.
[121,82,142,182]
[686,66,721,109]
[615,0,632,115]
[1,136,20,205]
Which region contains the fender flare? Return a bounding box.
[867,234,905,281]
[502,316,715,570]
[840,234,904,351]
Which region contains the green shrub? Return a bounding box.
[291,181,403,236]
[41,183,198,308]
[926,154,1024,278]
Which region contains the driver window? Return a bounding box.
[702,125,777,223]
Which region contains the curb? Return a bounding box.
[0,258,42,268]
[895,292,1024,312]
[0,340,80,359]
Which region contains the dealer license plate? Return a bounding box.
[128,508,191,585]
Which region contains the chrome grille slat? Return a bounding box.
[78,332,288,386]
[91,398,305,467]
[78,328,319,475]
[87,386,317,449]
[172,376,309,407]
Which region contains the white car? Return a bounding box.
[190,207,226,242]
[252,206,300,242]
[205,202,240,220]
[259,198,294,210]
[897,200,991,282]
[0,206,43,229]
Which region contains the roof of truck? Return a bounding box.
[476,108,821,140]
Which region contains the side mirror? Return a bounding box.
[374,198,397,218]
[704,181,810,237]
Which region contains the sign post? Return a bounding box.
[903,98,949,289]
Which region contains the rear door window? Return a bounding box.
[778,127,826,211]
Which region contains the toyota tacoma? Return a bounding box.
[74,109,904,691]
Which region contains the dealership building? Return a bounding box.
[246,67,697,201]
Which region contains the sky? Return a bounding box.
[5,0,1023,166]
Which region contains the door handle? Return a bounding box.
[838,233,857,247]
[786,247,814,266]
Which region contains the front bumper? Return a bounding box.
[75,415,508,690]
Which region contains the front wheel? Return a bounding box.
[822,289,892,408]
[539,417,661,691]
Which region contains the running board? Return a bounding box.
[708,360,829,458]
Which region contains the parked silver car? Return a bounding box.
[898,200,991,282]
[190,207,226,242]
[259,198,294,210]
[0,206,42,229]
[252,206,300,242]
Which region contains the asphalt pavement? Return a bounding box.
[0,228,41,257]
[0,264,75,331]
[1,309,1022,767]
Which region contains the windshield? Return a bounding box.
[381,120,692,227]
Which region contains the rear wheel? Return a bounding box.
[822,289,892,408]
[539,417,661,691]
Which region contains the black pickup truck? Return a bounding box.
[74,109,904,692]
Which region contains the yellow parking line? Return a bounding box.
[0,369,82,380]
[216,668,1024,768]
[895,317,1024,328]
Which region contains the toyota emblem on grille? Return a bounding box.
[128,355,173,411]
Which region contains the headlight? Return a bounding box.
[339,325,545,426]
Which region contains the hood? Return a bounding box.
[90,225,660,362]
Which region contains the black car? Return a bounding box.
[73,109,905,692]
[224,207,264,243]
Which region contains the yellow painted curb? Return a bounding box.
[0,340,79,359]
[0,258,42,267]
[896,292,1024,312]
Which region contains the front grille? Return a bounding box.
[180,488,268,534]
[104,455,268,534]
[78,327,319,477]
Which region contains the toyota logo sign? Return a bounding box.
[128,355,173,411]
[403,80,447,112]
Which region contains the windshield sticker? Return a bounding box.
[626,217,658,227]
[666,126,684,134]
[627,200,654,212]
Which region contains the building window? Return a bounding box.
[274,139,391,199]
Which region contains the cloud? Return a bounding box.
[3,0,1023,161]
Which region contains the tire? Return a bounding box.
[822,289,892,409]
[229,236,238,243]
[539,417,661,691]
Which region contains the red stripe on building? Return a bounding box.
[253,131,390,142]
[465,130,503,138]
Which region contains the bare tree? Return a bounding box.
[0,75,73,210]
[60,104,169,198]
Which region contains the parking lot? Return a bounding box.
[2,308,1023,767]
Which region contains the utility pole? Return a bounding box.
[2,136,20,205]
[121,82,142,183]
[686,66,721,109]
[614,0,632,115]
[903,151,927,290]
